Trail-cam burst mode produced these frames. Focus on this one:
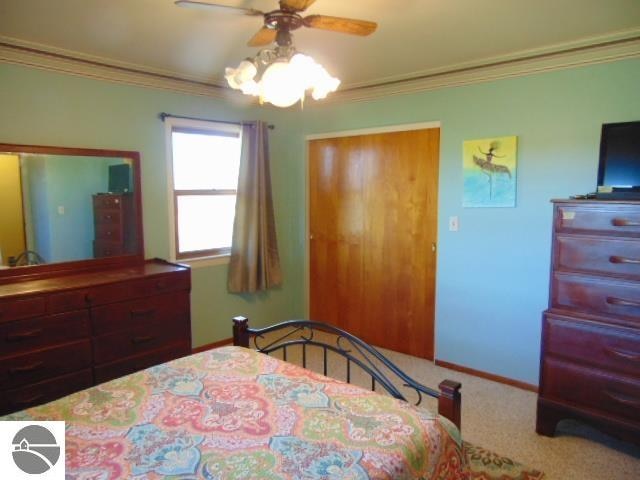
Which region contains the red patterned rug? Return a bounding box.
[463,441,545,479]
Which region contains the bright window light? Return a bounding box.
[169,123,242,259]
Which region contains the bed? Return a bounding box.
[4,317,467,479]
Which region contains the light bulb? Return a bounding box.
[260,61,305,107]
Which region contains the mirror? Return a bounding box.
[0,144,143,273]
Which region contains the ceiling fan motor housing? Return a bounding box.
[266,11,304,30]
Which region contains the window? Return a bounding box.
[166,118,242,260]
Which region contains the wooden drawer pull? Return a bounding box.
[606,296,640,308]
[609,256,640,265]
[604,390,640,408]
[605,347,640,362]
[9,361,44,375]
[6,329,43,342]
[132,335,155,344]
[612,218,640,227]
[13,394,44,406]
[130,308,156,317]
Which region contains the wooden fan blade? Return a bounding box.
[303,15,377,36]
[248,27,277,47]
[279,0,316,12]
[175,0,263,16]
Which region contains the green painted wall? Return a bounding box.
[0,63,305,346]
[1,58,639,385]
[22,154,110,263]
[294,58,640,384]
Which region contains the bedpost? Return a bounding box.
[438,380,462,431]
[233,316,250,347]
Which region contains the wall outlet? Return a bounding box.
[57,206,65,215]
[449,216,459,231]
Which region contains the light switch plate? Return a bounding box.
[449,216,459,231]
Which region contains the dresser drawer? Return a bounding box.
[0,369,93,415]
[0,310,89,358]
[553,274,640,322]
[92,292,189,335]
[0,296,46,324]
[93,315,188,365]
[556,235,640,279]
[48,283,130,312]
[95,223,123,242]
[542,357,640,423]
[93,195,124,209]
[130,271,191,298]
[94,341,191,384]
[0,340,92,389]
[94,209,121,225]
[94,240,124,258]
[556,204,640,237]
[544,314,640,377]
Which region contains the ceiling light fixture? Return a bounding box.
[225,37,339,108]
[175,1,376,109]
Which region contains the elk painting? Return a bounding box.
[463,136,517,207]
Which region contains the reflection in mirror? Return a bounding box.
[0,149,140,270]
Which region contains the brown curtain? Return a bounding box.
[227,121,282,293]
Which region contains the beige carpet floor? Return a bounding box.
[264,338,640,480]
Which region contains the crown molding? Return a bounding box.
[0,36,237,101]
[323,33,640,105]
[1,31,639,107]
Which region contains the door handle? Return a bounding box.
[609,256,640,265]
[9,361,45,375]
[612,218,640,227]
[6,329,43,342]
[606,296,640,308]
[132,335,155,344]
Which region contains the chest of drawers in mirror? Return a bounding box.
[0,259,191,415]
[537,200,640,445]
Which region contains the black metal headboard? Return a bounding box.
[232,316,462,430]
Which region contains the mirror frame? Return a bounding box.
[0,143,144,281]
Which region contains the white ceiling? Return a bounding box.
[1,0,639,90]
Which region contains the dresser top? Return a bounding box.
[552,198,640,205]
[0,260,189,299]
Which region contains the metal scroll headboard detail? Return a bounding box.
[232,316,462,429]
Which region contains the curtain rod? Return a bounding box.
[159,112,274,129]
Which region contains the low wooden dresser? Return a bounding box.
[0,259,191,415]
[537,199,640,444]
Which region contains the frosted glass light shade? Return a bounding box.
[225,52,340,107]
[260,61,306,107]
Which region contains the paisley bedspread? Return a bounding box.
[4,346,468,479]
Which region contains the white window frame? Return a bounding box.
[165,117,242,267]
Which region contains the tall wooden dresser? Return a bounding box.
[93,193,137,258]
[0,259,191,415]
[537,199,640,444]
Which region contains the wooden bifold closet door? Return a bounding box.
[309,128,440,359]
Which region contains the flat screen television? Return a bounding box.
[108,164,132,194]
[597,120,640,199]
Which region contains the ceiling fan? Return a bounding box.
[174,0,377,47]
[175,0,378,107]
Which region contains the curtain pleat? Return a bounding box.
[227,121,282,293]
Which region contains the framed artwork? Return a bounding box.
[463,136,517,207]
